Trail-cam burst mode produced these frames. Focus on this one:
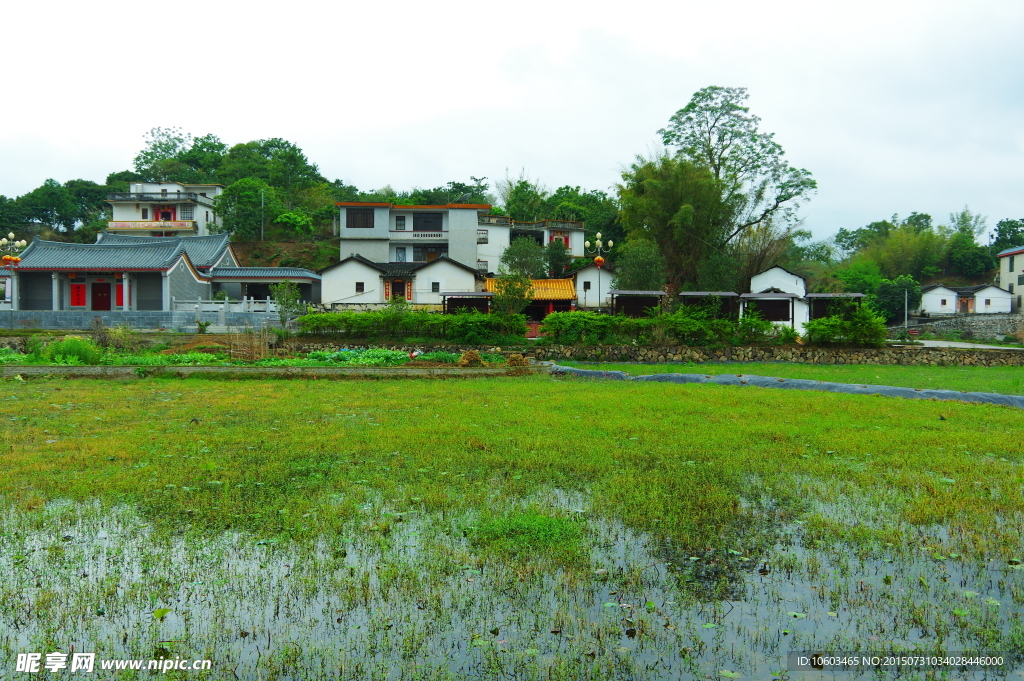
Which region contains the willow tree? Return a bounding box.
[618,155,734,289]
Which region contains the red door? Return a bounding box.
[92,283,111,311]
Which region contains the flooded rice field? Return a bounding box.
[1,490,1022,680]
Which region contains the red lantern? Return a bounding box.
[594,256,605,268]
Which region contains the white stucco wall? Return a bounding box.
[321,260,383,305]
[974,286,1012,313]
[999,251,1023,296]
[919,287,957,314]
[749,267,806,296]
[574,264,613,308]
[476,225,510,272]
[412,260,478,306]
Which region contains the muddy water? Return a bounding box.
[0,499,1020,680]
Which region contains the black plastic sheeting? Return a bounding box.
[549,365,1024,409]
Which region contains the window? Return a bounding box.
[477,229,488,244]
[1010,255,1015,271]
[355,282,364,293]
[477,260,488,271]
[180,204,194,221]
[1017,274,1023,285]
[940,299,947,305]
[141,208,149,219]
[395,247,406,262]
[1010,284,1015,293]
[985,299,991,306]
[413,213,443,232]
[583,281,591,291]
[395,216,406,230]
[431,282,440,293]
[161,188,167,195]
[413,245,448,262]
[346,208,374,229]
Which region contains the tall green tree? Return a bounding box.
[132,128,225,183]
[219,139,324,206]
[946,231,995,278]
[658,86,816,242]
[544,239,572,278]
[610,240,667,291]
[992,218,1024,253]
[500,236,546,278]
[873,275,921,324]
[618,154,733,289]
[214,178,283,239]
[19,179,78,232]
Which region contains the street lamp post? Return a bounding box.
[2,232,28,329]
[584,232,613,311]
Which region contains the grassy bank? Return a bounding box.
[1,376,1021,679]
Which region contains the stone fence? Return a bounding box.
[531,344,1024,367]
[3,335,1023,367]
[910,313,1023,340]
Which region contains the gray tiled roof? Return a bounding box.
[997,245,1024,257]
[210,267,320,281]
[96,232,230,268]
[17,237,186,270]
[321,254,482,278]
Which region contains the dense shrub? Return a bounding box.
[296,309,525,344]
[46,335,102,365]
[540,309,775,347]
[803,305,888,347]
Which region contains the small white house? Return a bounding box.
[741,266,810,332]
[919,285,958,315]
[919,284,1012,315]
[572,261,614,309]
[959,285,1012,314]
[319,254,482,309]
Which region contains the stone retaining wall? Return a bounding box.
[531,344,1024,367]
[911,313,1023,340]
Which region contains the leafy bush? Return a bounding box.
[296,309,525,344]
[775,326,800,345]
[803,305,888,347]
[46,336,102,365]
[0,347,25,364]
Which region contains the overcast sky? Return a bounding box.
[3,0,1023,241]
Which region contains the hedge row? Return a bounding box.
[296,310,528,345]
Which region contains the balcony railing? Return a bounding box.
[513,219,585,231]
[478,215,510,225]
[108,221,197,231]
[107,192,214,205]
[389,230,446,238]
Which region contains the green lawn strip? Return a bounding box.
[2,376,1020,559]
[559,360,1024,395]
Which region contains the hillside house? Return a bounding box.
[107,182,223,236]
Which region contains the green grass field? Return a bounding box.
[559,360,1024,395]
[1,374,1022,679]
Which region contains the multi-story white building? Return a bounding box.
[997,245,1024,312]
[324,201,585,307]
[107,182,223,236]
